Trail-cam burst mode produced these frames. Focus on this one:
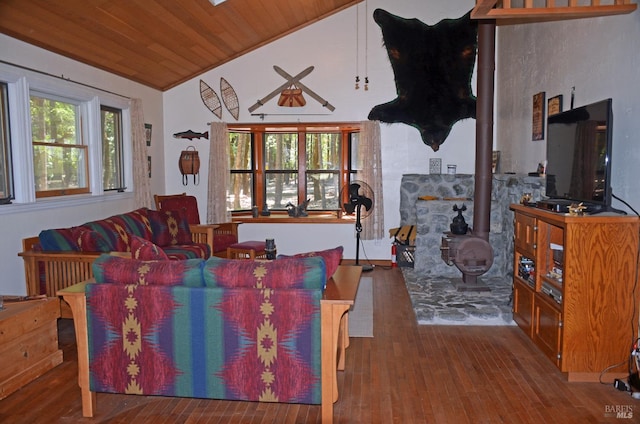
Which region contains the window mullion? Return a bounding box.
[254,130,264,210]
[85,97,102,194]
[9,77,35,203]
[298,130,306,204]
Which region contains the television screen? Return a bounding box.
[545,98,613,209]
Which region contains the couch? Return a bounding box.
[58,254,361,423]
[18,207,233,317]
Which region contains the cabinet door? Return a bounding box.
[514,213,537,259]
[513,279,534,337]
[533,294,562,368]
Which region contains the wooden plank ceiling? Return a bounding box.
[0,0,362,91]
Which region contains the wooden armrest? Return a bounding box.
[211,222,240,237]
[18,249,101,317]
[189,224,216,255]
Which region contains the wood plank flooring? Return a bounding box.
[0,267,636,423]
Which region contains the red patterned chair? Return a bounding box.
[154,193,239,258]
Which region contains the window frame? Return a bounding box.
[100,105,125,192]
[227,122,360,217]
[30,91,90,198]
[0,61,132,208]
[0,82,13,203]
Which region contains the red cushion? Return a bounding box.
[228,241,266,251]
[213,234,238,253]
[203,256,326,289]
[159,196,200,225]
[279,246,344,279]
[92,254,204,286]
[130,235,169,260]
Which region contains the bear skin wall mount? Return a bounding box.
[368,9,478,152]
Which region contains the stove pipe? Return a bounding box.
[438,20,496,286]
[473,20,496,242]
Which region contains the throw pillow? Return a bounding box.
[92,254,204,287]
[203,256,326,290]
[278,246,343,279]
[148,209,192,247]
[130,235,169,260]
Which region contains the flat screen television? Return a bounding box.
[544,98,613,213]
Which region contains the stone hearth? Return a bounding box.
[399,173,544,279]
[402,268,514,325]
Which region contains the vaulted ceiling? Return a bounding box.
[0,0,362,91]
[1,1,636,91]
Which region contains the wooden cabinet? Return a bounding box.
[0,298,63,399]
[510,204,640,381]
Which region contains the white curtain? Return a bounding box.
[357,120,384,240]
[207,122,231,223]
[130,98,152,209]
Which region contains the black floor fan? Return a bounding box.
[341,180,375,272]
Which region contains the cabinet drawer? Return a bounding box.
[533,294,562,368]
[513,279,534,337]
[514,213,537,258]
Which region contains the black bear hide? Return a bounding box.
[368,9,478,151]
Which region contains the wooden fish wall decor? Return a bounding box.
[173,130,209,140]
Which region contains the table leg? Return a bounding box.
[61,295,96,417]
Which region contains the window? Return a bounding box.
[30,93,88,197]
[228,131,253,210]
[101,106,125,191]
[0,60,132,207]
[227,123,359,214]
[0,82,12,203]
[264,131,298,209]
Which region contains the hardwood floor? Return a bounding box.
[1,267,636,423]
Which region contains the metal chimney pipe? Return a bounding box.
[473,20,496,242]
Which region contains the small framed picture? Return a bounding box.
[547,95,563,116]
[429,158,442,174]
[145,123,152,146]
[532,92,545,141]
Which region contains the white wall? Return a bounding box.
[0,35,164,295]
[162,0,478,261]
[496,11,640,213]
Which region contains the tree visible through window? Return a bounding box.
[101,106,124,191]
[227,123,360,214]
[30,94,88,197]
